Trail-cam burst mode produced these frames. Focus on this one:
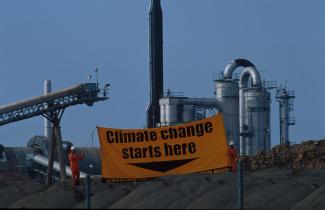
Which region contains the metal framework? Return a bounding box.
[0,82,109,185]
[0,83,108,126]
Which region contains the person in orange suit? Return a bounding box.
[228,141,238,172]
[68,146,84,185]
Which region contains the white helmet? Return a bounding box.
[229,141,234,146]
[71,146,75,150]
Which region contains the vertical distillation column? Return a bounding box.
[239,67,266,155]
[276,88,295,145]
[215,81,239,147]
[217,59,256,150]
[243,88,271,155]
[44,80,52,138]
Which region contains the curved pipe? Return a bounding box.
[239,67,262,155]
[239,66,262,88]
[223,59,256,80]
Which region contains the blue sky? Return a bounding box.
[0,0,324,147]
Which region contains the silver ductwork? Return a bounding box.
[33,154,88,178]
[239,67,262,88]
[239,67,271,155]
[223,59,256,80]
[159,97,223,126]
[215,59,256,148]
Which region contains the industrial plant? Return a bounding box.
[0,0,296,184]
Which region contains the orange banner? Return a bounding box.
[97,114,231,180]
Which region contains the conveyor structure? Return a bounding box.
[0,83,108,126]
[0,82,109,185]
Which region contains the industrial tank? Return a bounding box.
[159,96,222,127]
[243,87,271,155]
[160,97,180,126]
[215,80,239,148]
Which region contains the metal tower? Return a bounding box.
[276,87,295,145]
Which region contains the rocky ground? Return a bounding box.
[1,139,325,209]
[245,139,325,171]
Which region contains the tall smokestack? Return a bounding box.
[146,0,164,128]
[44,80,52,138]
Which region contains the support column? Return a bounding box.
[44,109,66,186]
[46,128,57,186]
[54,123,67,181]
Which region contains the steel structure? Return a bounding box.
[147,0,164,128]
[0,83,107,126]
[215,59,272,155]
[158,95,223,127]
[33,154,88,178]
[215,59,255,149]
[0,136,102,183]
[239,67,271,155]
[0,82,108,185]
[276,88,295,145]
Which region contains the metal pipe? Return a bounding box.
[34,154,88,178]
[239,67,261,155]
[223,59,256,80]
[44,80,52,138]
[160,97,223,112]
[239,67,262,88]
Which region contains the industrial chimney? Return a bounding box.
[146,0,164,128]
[44,80,52,138]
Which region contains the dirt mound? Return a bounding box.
[0,172,43,208]
[245,139,325,171]
[3,169,325,209]
[2,140,325,209]
[10,180,85,208]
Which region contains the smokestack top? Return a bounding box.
[150,0,162,13]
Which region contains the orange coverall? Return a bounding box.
[68,151,84,185]
[229,146,238,172]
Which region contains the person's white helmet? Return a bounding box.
[71,146,75,150]
[229,141,234,146]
